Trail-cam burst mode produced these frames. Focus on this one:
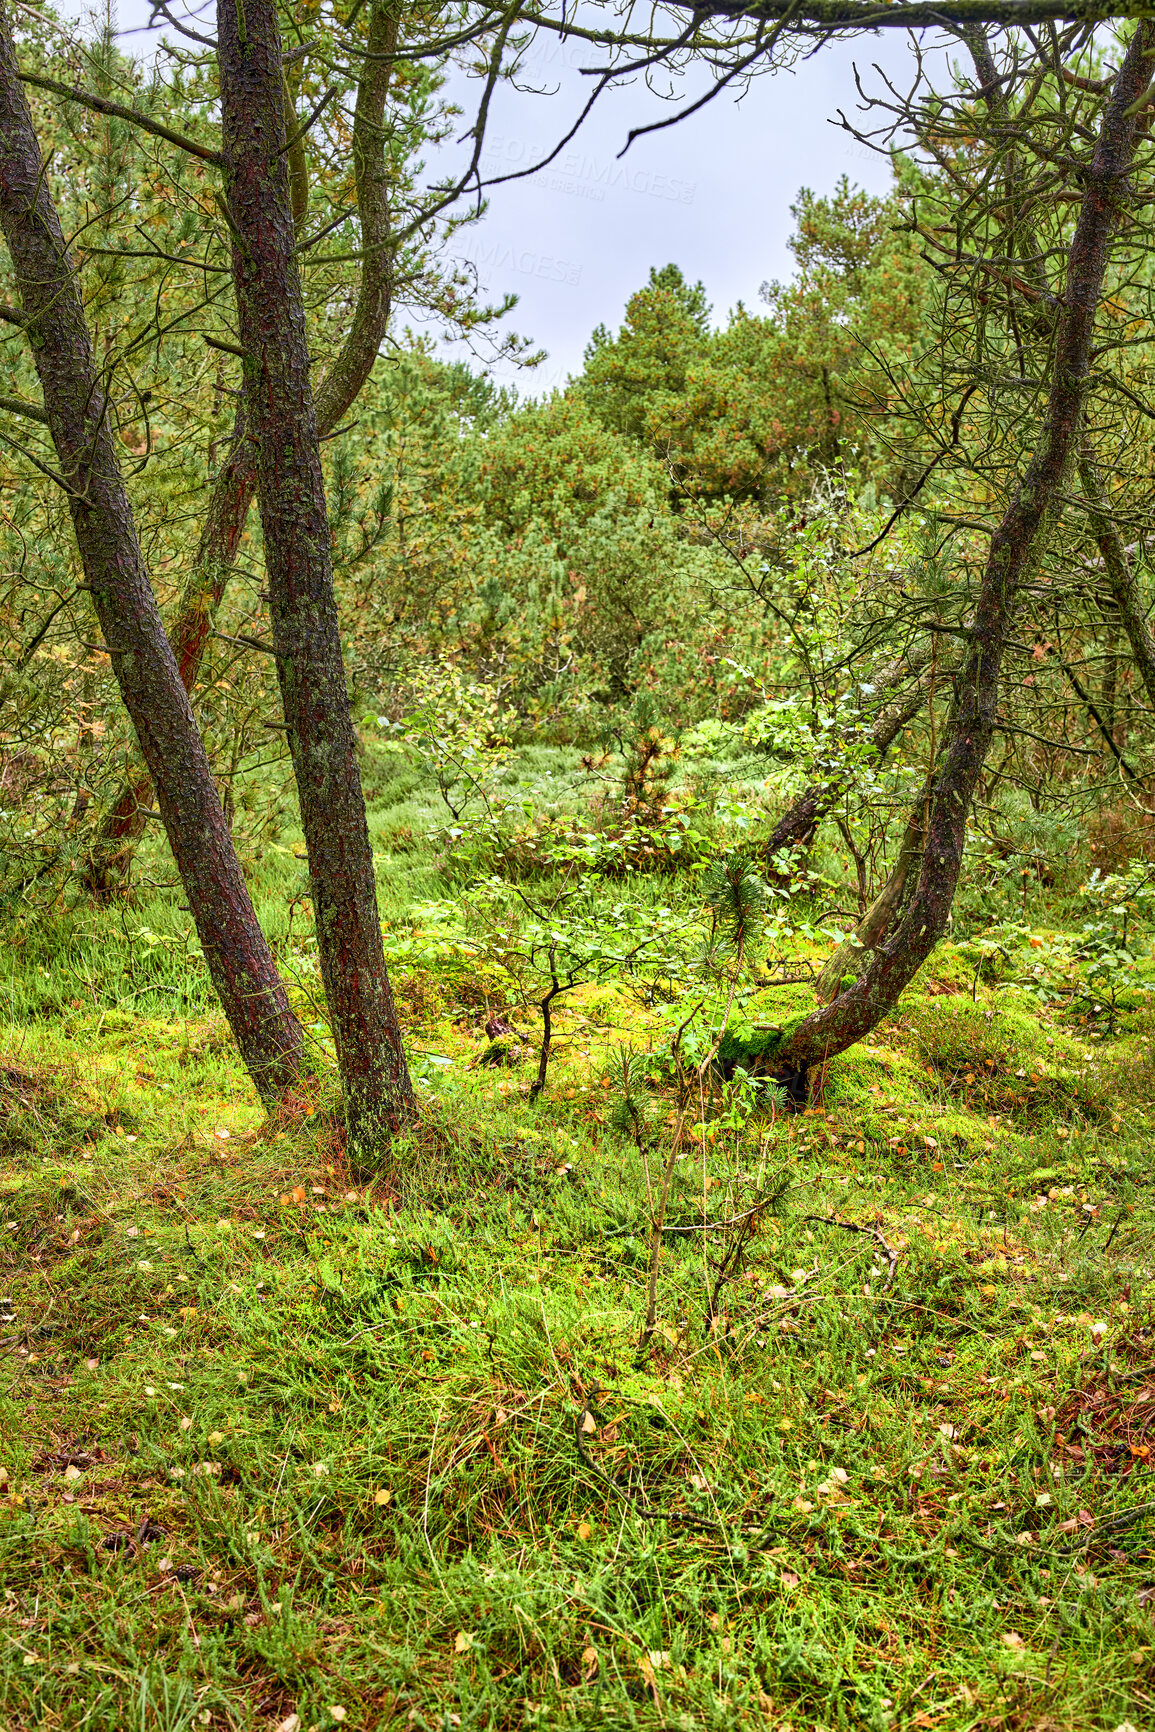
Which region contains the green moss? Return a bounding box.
[896,998,1108,1126]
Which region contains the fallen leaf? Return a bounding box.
[454,1630,474,1653]
[1001,1632,1025,1649]
[576,1520,592,1540]
[643,1650,669,1678]
[374,1488,392,1506]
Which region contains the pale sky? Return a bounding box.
[92,2,913,391]
[437,35,910,391]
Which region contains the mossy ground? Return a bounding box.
[2,753,1154,1732]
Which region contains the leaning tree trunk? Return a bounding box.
[813,790,929,1002]
[216,0,413,1159]
[774,18,1155,1079]
[91,0,401,883]
[87,405,260,890]
[762,638,937,874]
[0,0,304,1104]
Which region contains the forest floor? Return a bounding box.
[2,751,1154,1732]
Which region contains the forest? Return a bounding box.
[2,0,1155,1726]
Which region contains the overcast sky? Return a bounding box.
[435,35,913,392]
[98,2,915,392]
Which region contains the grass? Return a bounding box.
[2,750,1154,1731]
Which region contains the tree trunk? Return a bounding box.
[216,0,413,1159]
[0,0,304,1103]
[775,19,1155,1076]
[91,0,401,880]
[1078,439,1155,716]
[814,794,928,1002]
[87,404,260,890]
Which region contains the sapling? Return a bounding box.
[1072,865,1155,1034]
[635,850,766,1354]
[470,866,678,1100]
[606,1041,676,1355]
[391,665,511,829]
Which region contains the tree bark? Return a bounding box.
[775,19,1155,1075]
[0,0,305,1102]
[87,404,260,888]
[91,0,401,880]
[216,0,413,1159]
[1078,439,1155,716]
[813,792,927,1001]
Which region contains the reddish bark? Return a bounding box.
[778,18,1155,1073]
[0,0,304,1102]
[89,406,258,884]
[217,0,413,1157]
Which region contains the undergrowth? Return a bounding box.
[2,753,1153,1732]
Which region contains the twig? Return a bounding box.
[202,334,247,360]
[1055,1498,1155,1553]
[660,1202,774,1235]
[1103,1204,1128,1252]
[704,1205,764,1337]
[18,70,223,165]
[212,629,277,657]
[801,1214,899,1292]
[574,1386,724,1536]
[637,1001,702,1353]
